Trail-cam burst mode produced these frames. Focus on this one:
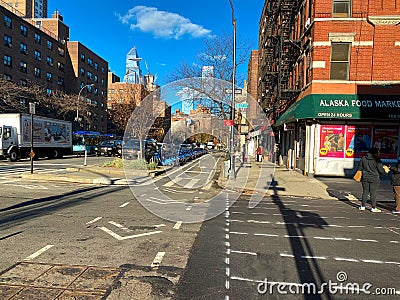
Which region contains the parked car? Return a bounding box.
[123,139,158,162]
[94,139,122,157]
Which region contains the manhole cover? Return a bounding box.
[0,262,123,299]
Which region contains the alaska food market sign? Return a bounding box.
[275,94,400,126]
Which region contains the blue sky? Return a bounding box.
[48,0,264,86]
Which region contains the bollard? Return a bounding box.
[84,150,87,166]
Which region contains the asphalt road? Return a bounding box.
[176,194,400,299]
[1,155,399,299]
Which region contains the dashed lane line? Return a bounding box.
[24,245,53,261]
[151,251,165,269]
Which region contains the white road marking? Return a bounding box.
[24,245,53,261]
[335,258,359,262]
[356,239,378,242]
[230,231,248,235]
[301,255,326,259]
[163,180,176,187]
[186,206,192,211]
[173,221,182,229]
[247,220,271,224]
[345,194,358,201]
[86,217,102,225]
[119,202,130,208]
[151,251,165,268]
[280,253,295,258]
[230,250,257,256]
[185,178,199,188]
[99,227,162,240]
[109,221,130,231]
[254,233,279,237]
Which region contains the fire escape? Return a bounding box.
[259,0,301,120]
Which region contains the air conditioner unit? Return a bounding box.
[305,18,311,29]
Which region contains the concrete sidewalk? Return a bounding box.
[217,158,336,200]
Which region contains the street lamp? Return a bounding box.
[229,0,237,179]
[75,83,95,124]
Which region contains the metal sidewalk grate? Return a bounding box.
[0,261,123,299]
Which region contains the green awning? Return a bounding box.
[275,94,400,126]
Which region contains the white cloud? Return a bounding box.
[117,6,212,40]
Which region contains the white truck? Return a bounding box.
[0,113,72,161]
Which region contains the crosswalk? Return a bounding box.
[0,166,63,179]
[161,176,212,191]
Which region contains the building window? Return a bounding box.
[57,62,65,71]
[34,33,41,44]
[3,34,12,47]
[20,43,27,54]
[20,25,27,36]
[330,42,351,80]
[87,85,93,93]
[46,88,52,95]
[3,55,12,66]
[19,61,27,73]
[94,88,98,95]
[94,62,98,70]
[19,79,27,86]
[46,56,53,66]
[333,0,351,18]
[57,77,64,86]
[4,15,11,28]
[80,67,85,76]
[87,58,93,66]
[34,50,41,61]
[47,40,53,50]
[34,67,41,78]
[80,53,85,62]
[46,72,52,82]
[101,67,105,74]
[101,79,105,86]
[94,75,98,83]
[87,71,93,80]
[58,47,64,56]
[3,74,12,81]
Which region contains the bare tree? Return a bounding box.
[0,78,94,124]
[166,32,252,119]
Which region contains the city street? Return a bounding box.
[1,155,399,299]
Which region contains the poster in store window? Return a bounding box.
[319,125,345,158]
[372,127,398,159]
[346,126,372,158]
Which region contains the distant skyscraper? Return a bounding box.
[124,46,143,84]
[5,0,48,18]
[202,66,214,78]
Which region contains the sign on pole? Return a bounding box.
[225,88,242,95]
[224,120,234,126]
[235,103,249,109]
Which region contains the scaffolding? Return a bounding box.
[259,0,301,118]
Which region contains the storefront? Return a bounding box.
[275,94,400,176]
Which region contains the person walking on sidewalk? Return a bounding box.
[389,161,400,213]
[356,147,389,212]
[256,145,264,162]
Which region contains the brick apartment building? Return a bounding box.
[1,1,108,133]
[258,0,400,176]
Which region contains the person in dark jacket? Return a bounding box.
[356,147,388,212]
[389,161,400,213]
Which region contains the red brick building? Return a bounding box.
[258,0,400,176]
